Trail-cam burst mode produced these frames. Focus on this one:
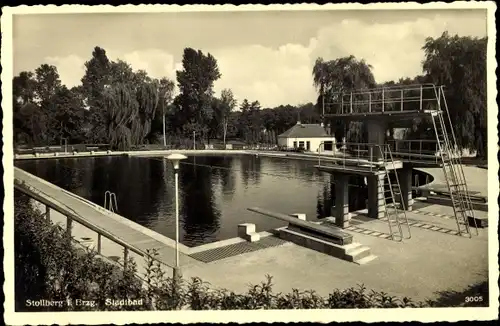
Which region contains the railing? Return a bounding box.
[323,83,442,115]
[14,179,169,273]
[318,141,394,172]
[387,139,440,164]
[104,191,119,213]
[387,139,465,165]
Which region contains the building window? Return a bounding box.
[306,141,310,150]
[299,141,305,148]
[293,141,297,148]
[324,141,333,151]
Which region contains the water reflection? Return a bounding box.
[15,155,432,247]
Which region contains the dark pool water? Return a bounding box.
[16,155,432,247]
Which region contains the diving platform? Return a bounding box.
[315,160,402,176]
[321,84,442,122]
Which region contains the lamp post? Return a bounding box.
[166,153,187,281]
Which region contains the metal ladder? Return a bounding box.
[430,86,478,237]
[378,145,412,241]
[104,191,118,213]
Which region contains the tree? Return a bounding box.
[47,86,86,144]
[422,31,487,157]
[238,99,252,142]
[312,55,376,143]
[249,101,262,143]
[13,71,36,105]
[133,81,160,145]
[219,89,237,146]
[34,64,62,105]
[13,71,38,145]
[102,84,138,150]
[175,48,221,141]
[81,46,112,143]
[157,78,176,146]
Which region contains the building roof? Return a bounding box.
[278,122,330,138]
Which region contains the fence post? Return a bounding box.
[123,247,129,270]
[45,205,51,222]
[97,234,102,254]
[66,216,73,237]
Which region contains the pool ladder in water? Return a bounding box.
[104,191,119,213]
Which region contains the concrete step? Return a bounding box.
[345,246,372,262]
[243,232,261,242]
[354,255,378,265]
[279,228,376,265]
[343,242,364,253]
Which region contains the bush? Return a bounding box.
[14,192,444,311]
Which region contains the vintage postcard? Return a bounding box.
[2,2,498,324]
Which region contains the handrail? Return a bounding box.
[322,84,444,115]
[318,140,394,172]
[14,179,170,272]
[387,139,441,165]
[104,191,119,213]
[327,83,438,94]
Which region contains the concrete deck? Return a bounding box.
[416,165,488,197]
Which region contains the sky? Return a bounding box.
[13,9,488,108]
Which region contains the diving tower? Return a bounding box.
[316,83,478,240]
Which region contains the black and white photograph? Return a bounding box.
[2,3,498,324]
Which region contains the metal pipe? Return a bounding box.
[401,89,404,111]
[175,168,180,272]
[369,92,372,112]
[419,85,423,110]
[382,88,385,112]
[341,94,344,114]
[350,92,353,113]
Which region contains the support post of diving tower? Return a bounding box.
[334,174,351,228]
[398,166,413,211]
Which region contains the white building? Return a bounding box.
[277,122,336,153]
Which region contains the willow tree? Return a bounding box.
[102,84,138,150]
[312,55,376,143]
[133,81,160,145]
